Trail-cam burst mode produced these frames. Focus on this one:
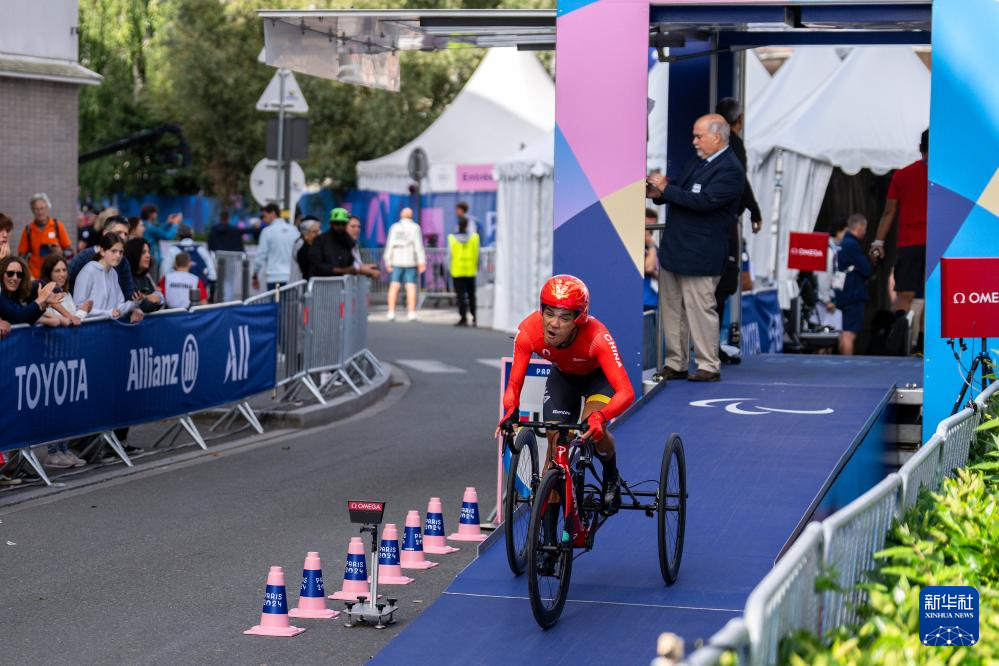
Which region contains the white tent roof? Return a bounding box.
[356,48,554,193]
[751,46,930,175]
[745,47,842,163]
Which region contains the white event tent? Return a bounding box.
[356,48,554,195]
[746,46,930,307]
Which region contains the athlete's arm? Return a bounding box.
[593,333,635,421]
[501,329,534,424]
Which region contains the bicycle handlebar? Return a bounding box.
[501,419,589,435]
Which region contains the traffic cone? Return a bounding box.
[423,496,460,555]
[289,551,339,619]
[243,566,305,637]
[448,487,488,542]
[329,537,373,601]
[377,523,414,585]
[400,510,439,570]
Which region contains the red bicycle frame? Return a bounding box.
[553,443,590,548]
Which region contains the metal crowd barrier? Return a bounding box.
[681,378,999,665]
[358,246,496,304]
[213,251,250,303]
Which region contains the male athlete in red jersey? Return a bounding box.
[498,274,635,512]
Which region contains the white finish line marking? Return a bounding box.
[476,358,504,369]
[442,591,741,613]
[397,359,467,374]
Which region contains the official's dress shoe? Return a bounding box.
[688,370,721,382]
[659,367,688,381]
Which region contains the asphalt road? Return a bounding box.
[0,315,512,665]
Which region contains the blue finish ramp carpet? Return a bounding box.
[373,355,922,664]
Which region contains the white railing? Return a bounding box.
[680,379,999,665]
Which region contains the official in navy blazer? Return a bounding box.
[647,114,745,381]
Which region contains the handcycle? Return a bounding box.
[500,420,687,628]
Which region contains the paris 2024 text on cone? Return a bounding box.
[330,537,375,601]
[400,509,439,570]
[377,523,415,585]
[244,566,305,637]
[289,551,339,619]
[423,496,460,554]
[448,487,488,542]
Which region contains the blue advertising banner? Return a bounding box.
[1,304,278,452]
[740,289,784,355]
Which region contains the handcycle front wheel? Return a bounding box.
[526,469,574,629]
[504,428,540,575]
[657,433,686,585]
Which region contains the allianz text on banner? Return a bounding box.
[2,304,278,453]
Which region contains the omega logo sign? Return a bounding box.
[952,292,999,305]
[790,247,823,257]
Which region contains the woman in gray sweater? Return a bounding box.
[73,234,144,322]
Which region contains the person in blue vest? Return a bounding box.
[834,214,873,355]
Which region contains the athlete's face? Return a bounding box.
[542,306,577,346]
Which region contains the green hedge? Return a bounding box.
[779,410,999,665]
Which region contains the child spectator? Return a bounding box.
[37,254,91,326]
[73,234,143,322]
[160,252,207,309]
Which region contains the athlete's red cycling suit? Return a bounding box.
[503,311,634,439]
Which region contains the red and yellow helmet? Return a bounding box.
[540,274,590,325]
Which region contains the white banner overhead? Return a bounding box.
[256,69,309,113]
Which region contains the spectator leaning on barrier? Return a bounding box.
[448,215,480,327]
[73,233,143,323]
[19,193,72,279]
[291,216,321,282]
[125,238,164,313]
[67,216,138,300]
[646,113,745,383]
[0,212,13,260]
[0,255,62,325]
[835,214,874,356]
[208,210,244,253]
[383,207,426,322]
[160,252,207,309]
[161,224,216,287]
[37,254,89,326]
[347,215,380,279]
[252,203,298,291]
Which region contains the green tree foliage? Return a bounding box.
[78,0,554,202]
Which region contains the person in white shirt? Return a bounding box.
[73,233,143,322]
[383,207,426,321]
[159,252,207,309]
[38,254,91,326]
[252,203,300,291]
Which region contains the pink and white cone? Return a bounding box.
[244,566,306,637]
[448,487,488,542]
[289,551,339,619]
[400,509,439,570]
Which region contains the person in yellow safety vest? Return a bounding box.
[448,214,480,327]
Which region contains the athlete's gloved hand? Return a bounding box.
[581,411,608,442]
[495,405,519,438]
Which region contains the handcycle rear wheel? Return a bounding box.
[526,469,574,629]
[504,428,540,575]
[658,433,686,585]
